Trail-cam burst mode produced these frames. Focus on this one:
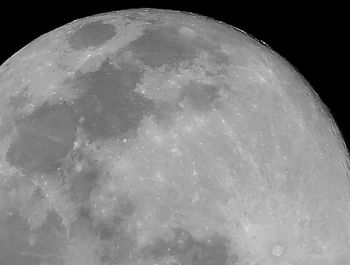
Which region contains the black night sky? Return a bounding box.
[0,2,347,150]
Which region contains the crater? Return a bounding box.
[67,20,117,50]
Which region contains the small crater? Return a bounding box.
[67,20,117,50]
[272,244,284,257]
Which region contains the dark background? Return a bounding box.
[0,3,347,149]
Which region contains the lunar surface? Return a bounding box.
[0,8,349,265]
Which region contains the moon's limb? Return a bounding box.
[0,8,349,265]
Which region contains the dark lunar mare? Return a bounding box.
[6,103,76,174]
[127,24,230,68]
[127,26,199,68]
[5,55,154,175]
[5,21,229,175]
[179,81,220,111]
[140,228,238,265]
[72,57,155,142]
[67,21,117,50]
[2,19,237,265]
[0,211,64,265]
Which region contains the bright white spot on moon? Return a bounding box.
[272,244,284,257]
[178,26,197,39]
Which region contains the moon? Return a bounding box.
[0,8,349,265]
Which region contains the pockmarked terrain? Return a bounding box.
[0,9,350,265]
